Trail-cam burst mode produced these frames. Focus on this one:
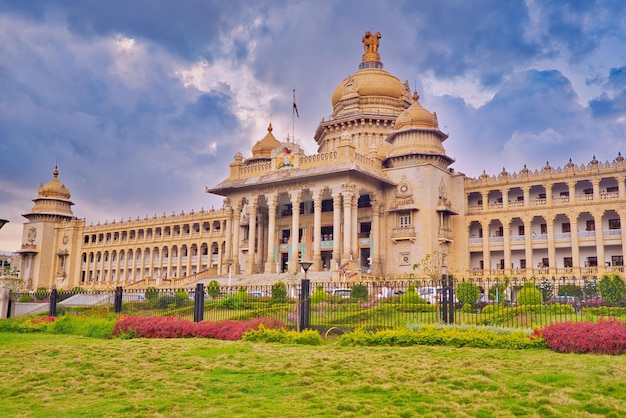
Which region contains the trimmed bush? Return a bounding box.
[534,319,626,355]
[399,286,425,304]
[350,284,368,301]
[456,282,480,306]
[271,281,287,304]
[207,280,221,298]
[243,325,322,345]
[598,274,626,304]
[517,282,542,305]
[310,285,330,303]
[557,284,583,298]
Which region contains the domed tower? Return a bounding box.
[314,31,412,156]
[384,90,454,170]
[248,123,281,162]
[19,167,77,289]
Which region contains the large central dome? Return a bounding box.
[331,31,412,118]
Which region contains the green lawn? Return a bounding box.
[1,333,625,417]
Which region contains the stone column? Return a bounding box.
[482,221,491,275]
[289,190,302,271]
[546,216,556,275]
[545,183,553,206]
[224,205,233,266]
[522,186,530,207]
[370,193,382,275]
[524,217,533,277]
[502,188,509,210]
[342,185,355,263]
[232,202,241,274]
[246,198,258,274]
[482,192,488,211]
[503,220,511,276]
[568,181,576,203]
[594,211,605,270]
[332,191,342,267]
[571,212,580,273]
[618,175,626,199]
[265,193,278,273]
[351,193,359,263]
[312,189,323,271]
[592,178,600,200]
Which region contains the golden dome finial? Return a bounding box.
[413,90,419,103]
[268,122,273,133]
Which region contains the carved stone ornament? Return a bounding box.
[27,227,36,243]
[396,180,412,198]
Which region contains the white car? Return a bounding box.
[417,287,441,304]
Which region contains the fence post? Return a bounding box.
[441,275,449,324]
[193,283,205,323]
[114,286,123,313]
[447,275,455,324]
[49,288,58,317]
[299,278,310,331]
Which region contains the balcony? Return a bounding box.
[391,227,416,243]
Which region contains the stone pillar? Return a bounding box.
[224,205,233,266]
[232,202,241,274]
[522,186,530,207]
[482,192,488,211]
[246,198,258,274]
[312,189,323,271]
[547,216,556,275]
[568,181,576,203]
[482,221,491,275]
[524,217,533,277]
[571,212,580,273]
[502,188,509,210]
[618,175,626,199]
[342,186,355,263]
[351,193,359,263]
[594,211,605,270]
[370,193,381,275]
[545,183,553,206]
[503,220,511,276]
[265,193,278,273]
[289,190,302,271]
[332,191,342,267]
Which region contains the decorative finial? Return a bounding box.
[267,122,273,133]
[413,90,419,103]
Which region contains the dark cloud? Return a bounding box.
[1,0,625,250]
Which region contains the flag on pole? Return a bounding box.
[293,89,299,118]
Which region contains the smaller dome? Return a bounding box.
[394,91,439,130]
[251,123,281,158]
[38,167,71,200]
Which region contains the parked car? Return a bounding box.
[550,296,582,313]
[247,290,267,298]
[330,288,352,299]
[417,286,442,304]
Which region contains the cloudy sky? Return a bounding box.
[1,0,625,251]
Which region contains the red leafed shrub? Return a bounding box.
[113,315,285,340]
[533,319,626,355]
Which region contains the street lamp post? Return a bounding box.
[298,260,313,332]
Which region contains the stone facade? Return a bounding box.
[18,33,626,290]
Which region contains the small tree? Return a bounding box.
[400,285,426,304]
[583,278,599,299]
[145,286,159,302]
[456,282,480,306]
[517,282,542,305]
[350,284,368,301]
[207,280,221,298]
[538,278,555,301]
[271,281,287,304]
[310,284,330,303]
[597,274,626,304]
[557,284,583,298]
[412,250,448,282]
[488,277,509,302]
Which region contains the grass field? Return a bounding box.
[1,333,625,417]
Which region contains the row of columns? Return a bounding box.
[478,210,626,271]
[226,186,383,275]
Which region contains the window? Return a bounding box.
[561,223,571,233]
[586,257,597,267]
[518,225,525,236]
[612,256,624,266]
[540,223,547,234]
[563,257,573,268]
[520,259,526,269]
[609,219,621,230]
[398,213,411,228]
[607,186,618,193]
[542,258,549,268]
[586,220,595,231]
[538,193,546,199]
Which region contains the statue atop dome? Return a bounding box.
[362,31,381,62]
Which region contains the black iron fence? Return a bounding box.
[7,277,626,330]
